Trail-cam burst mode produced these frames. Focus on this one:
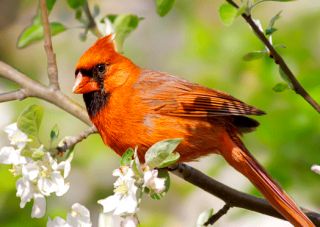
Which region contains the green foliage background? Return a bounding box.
[0,0,319,226]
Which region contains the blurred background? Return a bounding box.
[0,0,319,226]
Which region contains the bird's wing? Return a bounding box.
[135,70,265,118]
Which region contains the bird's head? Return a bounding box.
[73,34,137,95]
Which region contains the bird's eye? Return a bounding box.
[96,64,105,74]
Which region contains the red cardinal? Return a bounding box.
[73,35,314,226]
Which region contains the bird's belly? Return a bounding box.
[96,114,225,162]
[148,115,225,162]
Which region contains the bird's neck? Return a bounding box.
[83,91,110,118]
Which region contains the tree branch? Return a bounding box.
[0,61,91,125]
[40,0,60,90]
[169,163,320,225]
[205,203,231,226]
[82,1,103,38]
[57,125,97,153]
[0,89,27,102]
[225,0,320,113]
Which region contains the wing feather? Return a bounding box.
[135,70,265,117]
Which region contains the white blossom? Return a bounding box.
[98,166,139,216]
[16,177,47,218]
[37,152,70,197]
[0,146,26,165]
[32,193,46,218]
[121,216,139,227]
[22,160,40,181]
[98,213,115,227]
[16,177,35,208]
[143,169,166,193]
[1,122,73,219]
[4,123,31,149]
[47,203,91,227]
[66,203,92,227]
[47,217,70,227]
[311,165,320,174]
[14,152,71,218]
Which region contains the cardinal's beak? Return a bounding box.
[73,72,100,94]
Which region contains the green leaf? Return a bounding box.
[219,3,238,26]
[106,14,117,23]
[75,8,82,20]
[150,169,170,200]
[155,0,175,17]
[266,11,281,36]
[120,148,134,166]
[236,1,249,17]
[265,27,277,36]
[274,44,286,49]
[50,124,59,141]
[196,208,214,227]
[67,0,85,9]
[17,22,66,48]
[145,138,182,168]
[32,0,56,25]
[17,105,44,138]
[279,67,293,88]
[272,82,289,92]
[158,152,180,168]
[111,14,142,51]
[46,0,57,13]
[243,50,267,61]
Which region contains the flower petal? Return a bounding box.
[38,177,55,196]
[22,161,40,181]
[32,193,46,218]
[4,123,31,149]
[311,165,320,174]
[66,203,92,227]
[121,216,139,227]
[153,178,166,193]
[98,213,115,227]
[143,169,165,193]
[16,178,34,208]
[0,146,18,164]
[47,217,70,227]
[51,172,69,196]
[98,194,121,213]
[114,194,138,215]
[57,159,71,178]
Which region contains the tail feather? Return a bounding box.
[221,134,314,227]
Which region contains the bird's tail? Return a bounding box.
[220,133,314,227]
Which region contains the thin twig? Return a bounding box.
[40,0,60,90]
[168,163,320,225]
[0,89,27,102]
[205,203,231,226]
[57,125,97,153]
[82,1,103,38]
[225,0,320,113]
